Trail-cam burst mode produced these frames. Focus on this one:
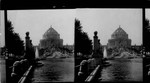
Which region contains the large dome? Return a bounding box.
[43,26,60,39]
[111,26,128,39]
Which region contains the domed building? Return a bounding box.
[107,26,131,48]
[39,26,63,49]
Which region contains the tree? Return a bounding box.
[75,19,93,56]
[5,20,24,56]
[144,19,150,52]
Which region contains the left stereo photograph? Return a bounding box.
[1,10,75,83]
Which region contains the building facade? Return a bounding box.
[39,26,63,49]
[107,26,131,49]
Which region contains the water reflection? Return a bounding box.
[99,58,143,82]
[29,58,74,82]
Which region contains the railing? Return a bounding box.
[85,65,100,82]
[75,65,82,68]
[18,66,33,83]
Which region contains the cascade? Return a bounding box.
[103,47,107,58]
[35,47,39,59]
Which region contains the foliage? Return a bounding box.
[5,20,24,55]
[107,48,112,56]
[75,19,93,56]
[144,19,150,52]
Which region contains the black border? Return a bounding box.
[1,0,148,82]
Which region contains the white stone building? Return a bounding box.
[107,26,131,49]
[39,26,63,49]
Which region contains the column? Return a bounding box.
[93,31,101,66]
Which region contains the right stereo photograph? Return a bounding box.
[75,8,143,82]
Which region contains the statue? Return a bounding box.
[26,32,29,37]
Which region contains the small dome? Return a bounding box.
[111,26,128,39]
[43,26,60,39]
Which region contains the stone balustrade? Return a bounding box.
[10,59,30,82]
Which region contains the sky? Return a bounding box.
[146,9,150,20]
[0,11,5,47]
[6,9,143,46]
[76,8,142,45]
[8,9,75,46]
